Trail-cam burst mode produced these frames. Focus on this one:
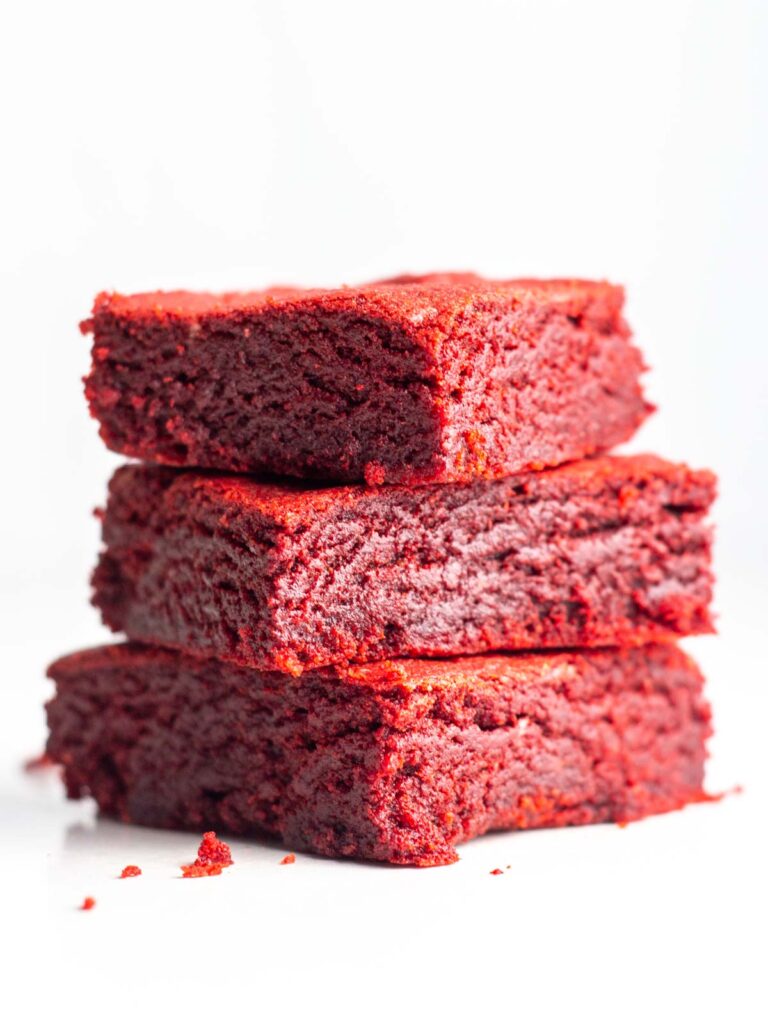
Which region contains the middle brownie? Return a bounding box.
[94,454,715,673]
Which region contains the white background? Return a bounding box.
[1,1,766,1020]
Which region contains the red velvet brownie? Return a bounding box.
[46,643,711,867]
[82,274,650,485]
[93,455,715,674]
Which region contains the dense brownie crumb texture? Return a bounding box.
[82,274,651,485]
[46,643,711,867]
[92,453,715,673]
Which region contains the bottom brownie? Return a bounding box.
[46,643,710,866]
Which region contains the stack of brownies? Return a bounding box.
[46,274,716,866]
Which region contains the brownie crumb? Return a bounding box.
[181,862,224,878]
[181,831,233,878]
[23,752,56,772]
[196,831,233,866]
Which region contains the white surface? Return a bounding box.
[1,0,767,1020]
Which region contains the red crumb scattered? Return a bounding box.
[280,853,296,865]
[80,896,96,911]
[120,865,141,878]
[697,784,744,802]
[23,752,55,772]
[181,862,223,878]
[490,868,504,876]
[196,831,233,866]
[181,831,233,878]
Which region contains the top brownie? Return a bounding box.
[83,273,651,485]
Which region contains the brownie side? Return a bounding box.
[427,282,648,483]
[84,287,443,484]
[93,456,716,673]
[93,467,280,661]
[46,644,711,866]
[83,275,650,484]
